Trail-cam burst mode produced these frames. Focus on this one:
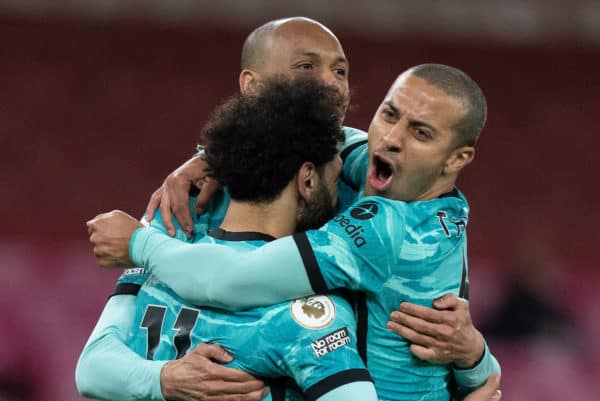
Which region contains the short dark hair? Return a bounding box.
[410,64,487,147]
[202,76,345,203]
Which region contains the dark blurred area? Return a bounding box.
[1,1,598,400]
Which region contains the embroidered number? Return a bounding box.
[436,211,466,238]
[141,305,199,360]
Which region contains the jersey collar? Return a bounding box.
[209,227,276,242]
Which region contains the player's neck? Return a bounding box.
[415,178,457,201]
[220,195,298,239]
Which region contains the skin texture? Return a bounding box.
[365,72,475,201]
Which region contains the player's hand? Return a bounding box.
[160,343,268,401]
[464,374,502,401]
[387,293,485,367]
[145,155,220,238]
[87,210,142,268]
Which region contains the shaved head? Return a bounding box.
[240,17,339,71]
[238,16,349,117]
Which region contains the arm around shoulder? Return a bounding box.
[130,227,314,309]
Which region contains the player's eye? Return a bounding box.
[381,107,396,122]
[334,67,346,77]
[412,127,431,140]
[297,63,314,70]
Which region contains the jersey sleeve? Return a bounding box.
[277,295,374,401]
[452,341,501,397]
[296,197,405,293]
[129,226,314,310]
[111,267,152,297]
[315,382,378,401]
[75,295,167,401]
[128,198,404,309]
[339,126,368,192]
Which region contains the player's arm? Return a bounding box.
[90,198,395,308]
[75,297,166,401]
[387,294,501,392]
[129,226,314,309]
[75,294,167,401]
[131,198,397,306]
[76,272,266,401]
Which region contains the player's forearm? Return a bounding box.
[130,227,314,309]
[453,341,501,394]
[75,295,166,401]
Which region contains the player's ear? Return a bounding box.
[444,146,475,175]
[297,162,317,202]
[239,69,259,94]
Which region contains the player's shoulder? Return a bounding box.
[345,196,409,223]
[423,188,468,213]
[340,126,368,161]
[341,126,367,141]
[355,188,469,218]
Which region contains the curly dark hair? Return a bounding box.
[202,76,345,203]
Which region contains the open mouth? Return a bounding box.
[375,155,393,181]
[367,154,394,192]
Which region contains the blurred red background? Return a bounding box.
[1,3,598,400]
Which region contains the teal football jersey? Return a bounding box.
[294,192,470,401]
[115,229,371,401]
[127,131,496,401]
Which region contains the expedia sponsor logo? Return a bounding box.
[333,214,367,248]
[349,201,378,220]
[310,327,351,357]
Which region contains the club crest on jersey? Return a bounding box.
[290,295,336,329]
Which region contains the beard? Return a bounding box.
[295,181,337,232]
